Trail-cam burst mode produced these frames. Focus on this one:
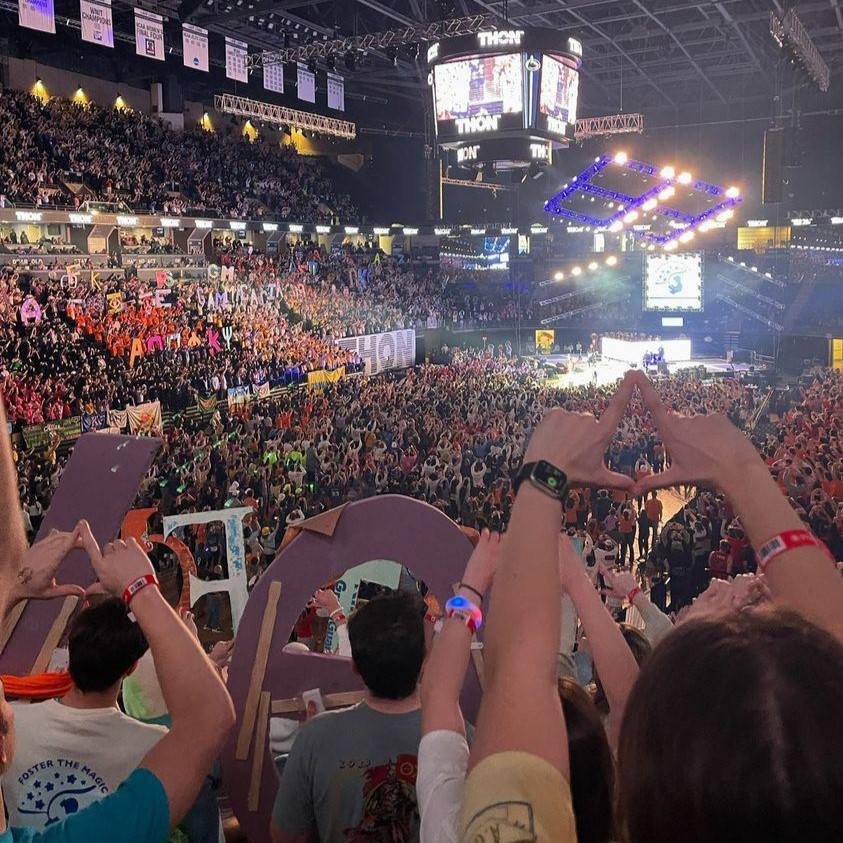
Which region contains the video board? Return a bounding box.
[644,252,704,312]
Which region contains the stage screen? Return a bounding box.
[434,53,523,122]
[644,252,704,312]
[539,55,579,132]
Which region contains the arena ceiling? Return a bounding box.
[176,0,843,113]
[6,0,843,131]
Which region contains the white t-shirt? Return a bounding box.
[6,699,166,830]
[416,730,469,843]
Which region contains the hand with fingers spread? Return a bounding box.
[10,524,87,606]
[524,372,637,491]
[78,520,156,599]
[630,371,763,497]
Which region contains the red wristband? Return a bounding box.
[627,586,642,604]
[330,609,347,624]
[122,574,159,607]
[424,611,441,625]
[757,529,832,574]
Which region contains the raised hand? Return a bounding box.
[77,520,156,599]
[461,528,502,597]
[10,525,86,605]
[524,372,636,491]
[312,587,341,615]
[600,565,638,601]
[630,371,764,497]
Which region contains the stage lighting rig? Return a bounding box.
[770,9,829,92]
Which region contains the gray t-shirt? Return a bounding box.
[272,702,422,843]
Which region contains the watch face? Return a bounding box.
[533,460,568,496]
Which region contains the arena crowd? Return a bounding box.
[0,85,840,843]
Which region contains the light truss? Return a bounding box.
[771,9,830,92]
[214,93,356,140]
[441,177,516,192]
[575,113,644,141]
[248,14,496,68]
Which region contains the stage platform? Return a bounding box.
[540,354,752,389]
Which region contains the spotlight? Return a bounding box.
[554,271,564,281]
[588,261,598,271]
[660,166,675,179]
[606,256,618,267]
[613,151,628,165]
[726,186,740,198]
[679,230,695,243]
[677,172,693,185]
[571,266,582,276]
[664,241,678,251]
[608,221,623,233]
[642,199,657,211]
[623,211,638,223]
[716,210,734,222]
[658,186,675,201]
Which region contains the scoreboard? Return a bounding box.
[428,27,583,166]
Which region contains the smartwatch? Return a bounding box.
[513,460,569,500]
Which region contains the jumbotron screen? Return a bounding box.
[434,54,523,123]
[644,252,704,312]
[539,55,579,132]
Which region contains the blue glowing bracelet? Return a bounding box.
[444,595,483,633]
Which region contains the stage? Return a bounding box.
[540,354,753,389]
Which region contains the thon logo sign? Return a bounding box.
[336,329,416,376]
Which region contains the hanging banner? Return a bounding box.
[182,23,208,72]
[307,367,345,386]
[81,411,109,433]
[225,37,248,83]
[134,8,164,61]
[327,72,345,111]
[227,386,250,409]
[22,418,82,451]
[263,57,284,94]
[127,401,162,435]
[297,62,316,103]
[19,0,55,33]
[335,329,416,376]
[80,0,113,47]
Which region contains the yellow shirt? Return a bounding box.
[459,752,578,843]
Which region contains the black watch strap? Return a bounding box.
[513,460,568,500]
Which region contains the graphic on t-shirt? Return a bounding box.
[463,801,537,842]
[343,755,419,841]
[16,759,109,827]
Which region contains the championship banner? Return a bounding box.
[80,0,112,47]
[225,37,248,83]
[297,62,316,103]
[134,8,164,61]
[182,23,208,72]
[252,382,270,400]
[535,329,555,353]
[335,329,415,376]
[127,401,162,435]
[263,57,283,94]
[327,73,345,111]
[307,367,345,387]
[22,417,82,451]
[19,0,55,33]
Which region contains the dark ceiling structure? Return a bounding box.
[176,0,843,112]
[4,0,843,134]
